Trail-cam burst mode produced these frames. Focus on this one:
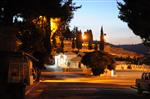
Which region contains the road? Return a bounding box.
[25,71,150,99]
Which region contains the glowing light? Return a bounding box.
[39,16,43,18]
[13,15,24,23]
[55,53,68,68]
[32,16,61,37]
[55,36,61,45]
[104,34,107,41]
[32,16,47,27]
[16,40,22,46]
[51,18,61,33]
[82,35,86,40]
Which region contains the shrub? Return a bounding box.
[81,51,115,76]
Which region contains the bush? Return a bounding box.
[91,67,105,76]
[81,51,115,76]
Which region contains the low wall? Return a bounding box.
[116,64,150,72]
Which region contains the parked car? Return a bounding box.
[135,72,150,94]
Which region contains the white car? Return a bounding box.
[135,72,150,94]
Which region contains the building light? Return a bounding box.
[82,35,86,40]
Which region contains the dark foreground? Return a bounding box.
[25,71,150,99]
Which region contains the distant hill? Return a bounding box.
[91,42,144,57]
[64,40,146,57]
[116,43,148,55]
[104,43,143,58]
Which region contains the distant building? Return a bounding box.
[63,38,73,52]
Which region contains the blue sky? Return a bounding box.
[70,0,142,45]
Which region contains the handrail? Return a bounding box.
[23,52,39,62]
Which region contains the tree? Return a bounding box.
[0,0,81,81]
[61,0,81,25]
[0,0,81,51]
[16,23,45,53]
[0,0,81,24]
[71,27,82,51]
[99,26,105,51]
[72,38,76,49]
[94,42,98,51]
[81,51,115,76]
[118,0,150,48]
[62,26,73,39]
[76,30,83,51]
[60,36,64,53]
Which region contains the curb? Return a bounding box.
[25,82,40,95]
[130,86,137,89]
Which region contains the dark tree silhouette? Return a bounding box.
[62,26,73,39]
[118,0,150,48]
[72,38,76,49]
[0,0,80,52]
[81,51,115,76]
[99,26,105,51]
[60,36,64,53]
[0,0,81,81]
[71,27,82,51]
[94,42,98,51]
[76,30,83,51]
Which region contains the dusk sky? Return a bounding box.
[70,0,142,45]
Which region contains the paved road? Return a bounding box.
[25,71,150,99]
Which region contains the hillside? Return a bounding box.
[64,40,145,58]
[104,43,143,58]
[116,43,148,55]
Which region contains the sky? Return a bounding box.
[70,0,142,45]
